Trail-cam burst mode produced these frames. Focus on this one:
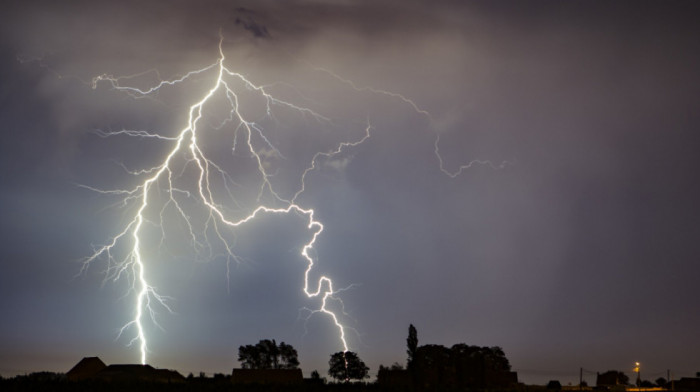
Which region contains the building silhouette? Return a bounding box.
[65,357,184,383]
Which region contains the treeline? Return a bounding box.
[0,324,518,391]
[236,339,369,382]
[0,377,523,392]
[375,325,517,390]
[0,376,382,392]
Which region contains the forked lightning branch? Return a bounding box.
[81,36,503,365]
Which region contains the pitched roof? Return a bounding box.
[66,357,185,383]
[66,357,107,381]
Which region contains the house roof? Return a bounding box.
[66,357,184,383]
[66,357,107,381]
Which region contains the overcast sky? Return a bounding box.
[1,0,700,385]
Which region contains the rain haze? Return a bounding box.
[1,0,699,386]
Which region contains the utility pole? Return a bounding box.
[580,367,583,391]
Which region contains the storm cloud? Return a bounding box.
[1,0,699,385]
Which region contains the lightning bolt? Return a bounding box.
[313,67,511,176]
[83,37,362,364]
[80,35,506,366]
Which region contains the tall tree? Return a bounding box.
[238,339,299,369]
[328,351,369,382]
[598,370,630,386]
[278,342,300,369]
[238,344,262,369]
[407,324,418,368]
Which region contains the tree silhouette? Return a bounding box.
[410,343,515,389]
[451,344,511,372]
[328,351,369,382]
[407,324,418,369]
[238,339,299,369]
[413,344,452,370]
[278,342,300,369]
[598,370,630,386]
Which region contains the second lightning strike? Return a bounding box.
[83,35,506,366]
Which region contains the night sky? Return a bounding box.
[1,0,700,386]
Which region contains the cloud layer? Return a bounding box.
[1,0,700,384]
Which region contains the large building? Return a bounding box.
[65,357,184,383]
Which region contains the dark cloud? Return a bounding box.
[1,0,700,385]
[235,16,270,38]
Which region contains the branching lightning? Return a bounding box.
[81,35,506,365]
[83,38,359,364]
[313,67,511,177]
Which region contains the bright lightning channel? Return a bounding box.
[83,38,361,365]
[81,36,505,366]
